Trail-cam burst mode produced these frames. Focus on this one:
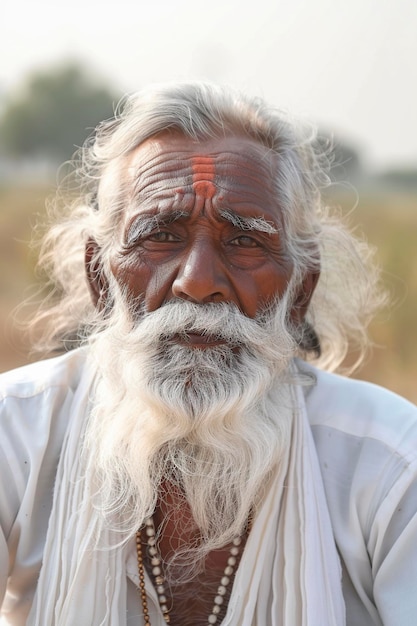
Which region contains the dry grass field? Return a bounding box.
[332,188,417,403]
[1,183,416,403]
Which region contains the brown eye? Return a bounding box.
[148,231,178,242]
[231,235,260,248]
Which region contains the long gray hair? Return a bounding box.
[28,81,386,372]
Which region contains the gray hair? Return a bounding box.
[28,81,386,372]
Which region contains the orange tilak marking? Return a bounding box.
[192,156,216,199]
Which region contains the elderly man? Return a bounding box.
[1,82,416,626]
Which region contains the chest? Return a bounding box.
[136,497,248,626]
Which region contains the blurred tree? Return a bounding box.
[0,62,119,162]
[374,167,417,190]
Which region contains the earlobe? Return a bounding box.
[290,270,320,324]
[85,238,110,311]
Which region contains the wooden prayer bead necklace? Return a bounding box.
[136,516,247,625]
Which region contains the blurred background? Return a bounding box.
[1,0,416,401]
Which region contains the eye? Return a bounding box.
[230,235,261,248]
[147,231,179,242]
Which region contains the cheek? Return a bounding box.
[240,265,292,315]
[230,275,276,318]
[110,255,177,311]
[261,270,290,299]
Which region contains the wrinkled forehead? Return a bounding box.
[123,132,278,202]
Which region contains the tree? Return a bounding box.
[0,63,119,162]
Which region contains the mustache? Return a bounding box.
[131,300,274,343]
[113,298,296,365]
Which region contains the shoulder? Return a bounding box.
[301,362,417,462]
[0,346,90,459]
[300,361,417,553]
[0,348,90,471]
[0,347,88,402]
[299,366,417,622]
[0,347,90,466]
[0,348,90,537]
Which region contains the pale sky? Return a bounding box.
[2,0,416,170]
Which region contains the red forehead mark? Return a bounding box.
[192,156,216,199]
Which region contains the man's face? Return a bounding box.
[109,133,294,343]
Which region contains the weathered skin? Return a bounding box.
[108,133,299,340]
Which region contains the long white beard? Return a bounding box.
[84,295,299,579]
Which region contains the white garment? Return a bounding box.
[25,357,345,626]
[1,349,417,625]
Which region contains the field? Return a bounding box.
[1,183,416,403]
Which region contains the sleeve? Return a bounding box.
[0,353,82,621]
[0,391,57,622]
[0,529,7,611]
[371,464,417,625]
[0,395,30,618]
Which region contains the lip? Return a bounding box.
[173,332,226,348]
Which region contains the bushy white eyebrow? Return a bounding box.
[125,210,188,245]
[125,207,279,246]
[219,209,279,234]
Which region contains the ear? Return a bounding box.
[85,238,110,311]
[289,269,320,325]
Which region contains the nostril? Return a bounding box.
[171,243,231,303]
[172,286,224,305]
[172,275,228,304]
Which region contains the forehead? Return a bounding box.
[123,133,277,208]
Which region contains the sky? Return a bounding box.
[2,0,416,171]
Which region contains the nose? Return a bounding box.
[171,240,232,304]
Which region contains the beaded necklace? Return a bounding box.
[136,516,246,625]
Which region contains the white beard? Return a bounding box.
[84,295,298,579]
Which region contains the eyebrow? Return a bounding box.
[219,209,279,234]
[125,207,279,246]
[125,209,189,245]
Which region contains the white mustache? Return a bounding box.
[128,299,291,354]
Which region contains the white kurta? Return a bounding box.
[1,349,417,625]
